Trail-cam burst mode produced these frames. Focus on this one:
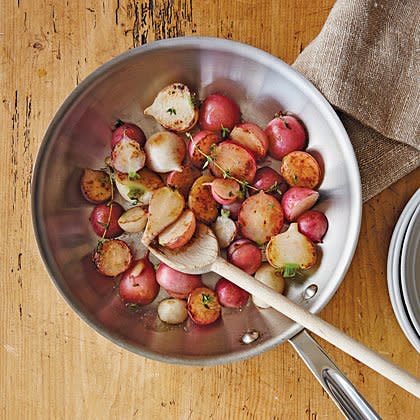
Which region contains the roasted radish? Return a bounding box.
[265,114,307,159]
[158,209,196,249]
[187,287,221,325]
[144,83,199,133]
[111,137,146,174]
[209,141,256,183]
[238,191,284,244]
[142,187,185,245]
[80,168,112,204]
[158,298,188,324]
[156,263,202,299]
[281,151,321,189]
[112,121,146,148]
[90,202,124,238]
[166,165,201,197]
[119,257,159,305]
[281,187,319,222]
[215,278,249,309]
[266,223,317,274]
[212,213,237,249]
[297,210,328,243]
[114,168,163,205]
[230,123,269,160]
[199,94,241,133]
[188,175,219,224]
[252,263,285,308]
[118,206,148,233]
[145,131,186,173]
[252,167,288,196]
[93,239,132,277]
[188,130,221,168]
[209,178,241,205]
[227,238,262,274]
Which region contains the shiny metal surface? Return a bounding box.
[32,37,362,365]
[290,331,381,420]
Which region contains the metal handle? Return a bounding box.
[289,330,381,420]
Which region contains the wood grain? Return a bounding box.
[1,1,419,419]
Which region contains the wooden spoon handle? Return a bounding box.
[212,256,420,398]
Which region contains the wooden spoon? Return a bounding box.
[146,223,420,397]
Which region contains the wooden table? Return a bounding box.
[1,1,419,418]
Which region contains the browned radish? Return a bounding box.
[238,191,284,244]
[158,209,196,249]
[93,239,132,277]
[188,130,221,168]
[188,175,220,224]
[281,187,319,221]
[80,168,112,204]
[166,165,201,197]
[209,178,241,205]
[111,137,146,174]
[114,168,163,205]
[118,206,148,233]
[266,223,317,274]
[230,123,269,160]
[144,83,199,133]
[281,151,321,189]
[209,141,256,183]
[145,131,186,173]
[187,287,221,325]
[142,187,185,245]
[212,214,237,249]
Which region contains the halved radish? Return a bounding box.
[188,130,221,168]
[266,223,317,272]
[281,151,321,189]
[80,168,112,204]
[142,187,185,245]
[281,187,319,221]
[166,165,201,197]
[144,83,199,133]
[118,206,148,233]
[158,209,196,249]
[111,121,146,148]
[238,191,284,244]
[212,214,237,249]
[209,178,241,205]
[145,131,186,173]
[114,169,163,205]
[111,137,146,174]
[188,175,219,224]
[93,239,132,277]
[187,287,221,325]
[230,123,269,160]
[252,263,285,308]
[209,141,256,183]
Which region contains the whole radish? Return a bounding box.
[112,121,146,148]
[216,278,249,308]
[90,202,124,238]
[265,114,307,159]
[227,239,262,275]
[297,210,328,242]
[252,167,288,195]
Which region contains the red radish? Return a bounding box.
[209,178,241,205]
[90,202,124,238]
[187,287,221,325]
[230,123,269,160]
[265,114,307,159]
[111,137,146,174]
[215,278,249,308]
[119,257,159,305]
[93,239,132,277]
[252,167,288,195]
[209,141,256,183]
[222,200,243,220]
[281,151,321,189]
[238,191,284,244]
[111,121,146,148]
[188,130,221,168]
[166,165,201,197]
[227,239,262,275]
[281,187,319,222]
[158,209,196,249]
[297,210,328,243]
[156,263,202,299]
[199,94,241,132]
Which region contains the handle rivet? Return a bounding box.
[304,284,318,299]
[241,330,260,344]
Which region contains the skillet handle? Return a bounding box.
[289,330,381,420]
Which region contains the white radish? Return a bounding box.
[111,137,146,174]
[252,263,285,308]
[158,298,188,324]
[212,213,237,249]
[118,206,148,233]
[158,209,196,249]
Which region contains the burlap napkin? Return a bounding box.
[293,0,420,201]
